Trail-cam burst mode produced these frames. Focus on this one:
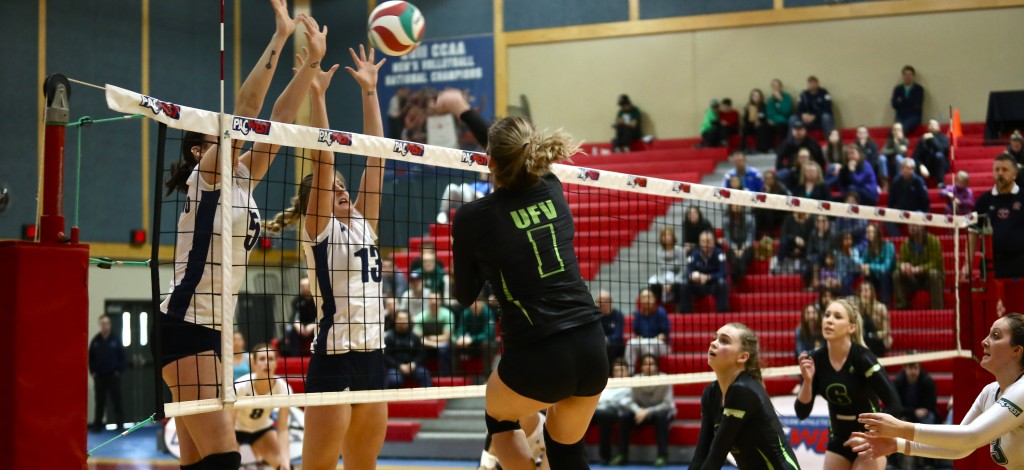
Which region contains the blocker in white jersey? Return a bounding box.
[234,373,292,433]
[302,209,385,355]
[160,163,261,330]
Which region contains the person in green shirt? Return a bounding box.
[699,99,723,148]
[766,78,795,147]
[414,292,455,376]
[893,224,945,309]
[455,293,497,381]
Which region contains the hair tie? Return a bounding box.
[521,141,529,150]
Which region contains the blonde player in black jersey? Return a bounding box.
[452,117,608,470]
[795,298,902,470]
[262,45,386,470]
[158,5,326,469]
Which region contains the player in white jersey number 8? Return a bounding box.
[847,313,1024,469]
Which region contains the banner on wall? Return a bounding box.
[377,34,494,177]
[771,394,829,468]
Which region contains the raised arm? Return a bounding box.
[242,14,328,185]
[198,0,297,186]
[346,45,387,232]
[303,55,340,240]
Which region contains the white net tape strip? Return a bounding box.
[107,84,975,229]
[106,85,973,417]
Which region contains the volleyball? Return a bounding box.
[367,1,425,57]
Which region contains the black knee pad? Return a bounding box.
[543,427,589,470]
[485,412,520,435]
[199,451,241,469]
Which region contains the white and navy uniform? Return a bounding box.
[161,164,260,328]
[234,373,291,444]
[900,376,1024,468]
[301,210,386,392]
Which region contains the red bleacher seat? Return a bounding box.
[388,400,447,419]
[385,421,422,442]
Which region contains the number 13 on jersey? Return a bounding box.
[354,246,383,283]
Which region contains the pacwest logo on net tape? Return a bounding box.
[232,117,272,136]
[672,182,691,193]
[461,151,488,167]
[318,130,353,147]
[393,140,425,157]
[139,95,181,119]
[577,168,601,182]
[626,176,648,188]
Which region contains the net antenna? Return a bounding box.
[109,83,977,417]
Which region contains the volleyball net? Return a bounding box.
[106,84,975,419]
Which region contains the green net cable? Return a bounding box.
[66,114,144,228]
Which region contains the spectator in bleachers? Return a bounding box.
[719,98,740,144]
[891,65,925,134]
[1008,131,1024,171]
[649,227,684,305]
[384,310,432,389]
[283,277,316,357]
[891,361,941,469]
[625,289,671,372]
[819,252,841,293]
[232,331,250,381]
[399,270,427,316]
[893,224,945,310]
[854,126,886,189]
[383,297,397,332]
[861,224,895,306]
[598,290,626,363]
[886,158,931,236]
[795,303,823,358]
[741,89,773,153]
[767,79,795,145]
[454,293,497,380]
[591,360,632,465]
[381,255,407,298]
[774,210,813,274]
[612,94,642,152]
[415,248,447,295]
[834,192,870,251]
[913,119,951,187]
[89,314,125,432]
[805,215,834,291]
[681,231,730,313]
[726,174,743,191]
[835,233,863,296]
[723,204,755,285]
[882,122,911,179]
[722,150,764,192]
[414,292,454,376]
[755,170,790,238]
[797,161,830,201]
[699,99,724,148]
[941,171,976,215]
[779,148,814,192]
[614,354,676,467]
[839,146,880,206]
[857,282,892,356]
[816,287,837,314]
[824,130,845,168]
[682,205,714,253]
[776,121,825,176]
[793,75,835,137]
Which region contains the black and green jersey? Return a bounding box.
[691,372,800,470]
[795,342,903,421]
[451,172,600,348]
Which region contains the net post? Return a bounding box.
[40,74,70,243]
[151,123,167,420]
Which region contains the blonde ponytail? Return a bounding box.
[262,173,317,233]
[488,116,579,190]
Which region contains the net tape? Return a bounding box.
[107,84,972,417]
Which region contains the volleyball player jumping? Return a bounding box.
[795,298,902,470]
[691,323,800,469]
[451,116,608,470]
[158,4,321,468]
[263,44,387,470]
[848,313,1024,468]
